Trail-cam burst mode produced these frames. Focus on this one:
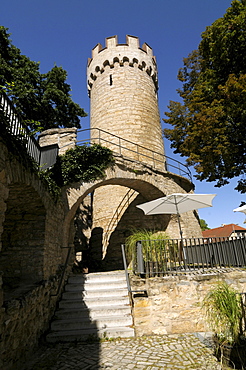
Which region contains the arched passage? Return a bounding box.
[62,157,197,271]
[63,180,165,271]
[0,139,66,298]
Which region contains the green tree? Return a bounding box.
[163,0,246,192]
[0,26,87,132]
[199,219,210,231]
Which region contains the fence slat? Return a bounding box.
[129,236,246,277]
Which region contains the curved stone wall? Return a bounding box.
[87,35,168,265]
[87,35,164,162]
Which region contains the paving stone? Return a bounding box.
[23,333,223,370]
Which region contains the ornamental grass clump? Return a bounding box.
[125,228,169,263]
[202,282,243,344]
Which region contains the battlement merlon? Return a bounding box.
[88,35,156,66]
[87,35,158,94]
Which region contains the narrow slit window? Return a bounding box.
[110,74,113,86]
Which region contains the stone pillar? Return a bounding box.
[38,128,77,155]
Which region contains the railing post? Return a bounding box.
[119,137,121,155]
[121,244,131,293]
[137,144,139,161]
[136,241,144,275]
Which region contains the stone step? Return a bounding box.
[59,295,130,309]
[55,305,132,320]
[47,271,134,343]
[46,326,135,343]
[51,315,133,331]
[62,288,128,300]
[64,280,127,292]
[68,271,126,284]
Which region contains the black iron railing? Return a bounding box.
[75,128,192,181]
[125,236,246,277]
[0,91,58,170]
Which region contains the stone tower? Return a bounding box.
[87,36,175,270]
[87,35,165,166]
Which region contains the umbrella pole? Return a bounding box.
[174,196,183,241]
[177,212,183,240]
[177,213,187,269]
[174,195,187,269]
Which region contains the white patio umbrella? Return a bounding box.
[233,204,246,214]
[137,193,216,240]
[233,204,246,223]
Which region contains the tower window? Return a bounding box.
[110,75,113,86]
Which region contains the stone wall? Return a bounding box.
[131,269,246,336]
[0,138,74,369]
[0,139,67,283]
[39,127,77,155]
[0,277,60,370]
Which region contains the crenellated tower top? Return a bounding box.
[87,35,158,95]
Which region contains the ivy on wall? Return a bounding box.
[39,144,114,198]
[0,110,114,199]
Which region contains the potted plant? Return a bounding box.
[202,281,246,368]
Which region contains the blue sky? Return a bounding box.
[1,0,244,229]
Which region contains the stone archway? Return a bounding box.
[0,139,67,298]
[62,156,201,271]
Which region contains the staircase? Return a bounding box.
[46,270,134,342]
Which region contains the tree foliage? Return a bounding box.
[199,219,210,231]
[0,26,87,132]
[163,0,246,192]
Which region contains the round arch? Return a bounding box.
[61,156,196,271]
[62,177,165,248]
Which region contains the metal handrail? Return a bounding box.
[0,90,58,170]
[1,90,192,181]
[51,246,72,297]
[102,189,138,256]
[121,244,147,296]
[76,128,192,181]
[0,90,41,162]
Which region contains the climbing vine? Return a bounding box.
[39,144,114,198]
[0,108,114,199]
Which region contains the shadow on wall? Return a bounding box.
[25,274,101,370]
[100,194,170,272]
[88,227,103,272]
[74,198,92,256]
[74,193,170,274]
[0,183,46,301]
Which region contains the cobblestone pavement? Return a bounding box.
[23,333,224,370]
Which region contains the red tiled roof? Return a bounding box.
[202,223,246,238]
